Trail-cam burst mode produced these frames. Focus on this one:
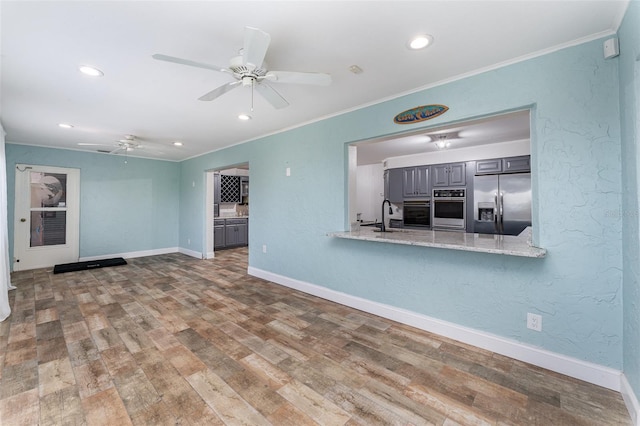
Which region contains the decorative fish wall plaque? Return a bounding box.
[393,104,449,124]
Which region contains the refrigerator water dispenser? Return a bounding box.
[478,202,495,222]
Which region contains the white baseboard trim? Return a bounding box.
[248,266,623,392]
[205,251,215,260]
[622,374,640,426]
[178,247,203,259]
[80,247,179,262]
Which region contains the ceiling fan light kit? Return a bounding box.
[153,26,332,111]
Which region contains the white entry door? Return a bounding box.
[13,165,80,271]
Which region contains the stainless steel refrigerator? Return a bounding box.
[473,173,531,236]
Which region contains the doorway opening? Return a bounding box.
[205,163,249,259]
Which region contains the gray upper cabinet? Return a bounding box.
[220,175,241,203]
[476,159,502,175]
[433,162,466,187]
[214,173,221,203]
[402,166,430,198]
[384,168,404,203]
[503,156,531,173]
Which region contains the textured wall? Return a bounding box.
[620,0,640,400]
[180,37,623,368]
[5,145,180,259]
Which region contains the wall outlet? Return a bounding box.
[286,167,291,177]
[527,313,542,332]
[262,244,267,253]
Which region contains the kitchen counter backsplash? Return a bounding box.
[219,203,249,217]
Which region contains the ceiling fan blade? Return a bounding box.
[255,83,289,109]
[198,81,242,101]
[152,54,229,73]
[242,27,270,71]
[264,71,332,86]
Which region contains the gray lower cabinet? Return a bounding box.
[224,218,248,248]
[433,162,466,187]
[214,219,226,249]
[214,218,248,249]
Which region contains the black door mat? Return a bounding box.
[53,257,127,274]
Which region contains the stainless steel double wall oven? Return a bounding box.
[432,188,466,230]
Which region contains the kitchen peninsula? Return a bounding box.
[328,226,546,258]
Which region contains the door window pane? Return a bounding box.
[30,211,66,247]
[30,172,67,208]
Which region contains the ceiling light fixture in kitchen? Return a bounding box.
[173,141,183,147]
[78,65,104,77]
[58,123,74,129]
[238,114,251,121]
[434,134,450,149]
[408,34,433,50]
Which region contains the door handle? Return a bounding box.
[499,192,504,233]
[494,193,500,232]
[20,218,26,222]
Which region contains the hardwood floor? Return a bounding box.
[0,247,631,425]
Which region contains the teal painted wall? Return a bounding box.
[5,145,180,259]
[180,37,623,369]
[620,0,640,399]
[1,26,628,378]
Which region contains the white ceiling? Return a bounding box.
[0,1,628,162]
[355,109,531,165]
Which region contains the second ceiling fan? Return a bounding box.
[153,26,332,110]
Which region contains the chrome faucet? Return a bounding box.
[381,199,393,232]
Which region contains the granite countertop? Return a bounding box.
[215,216,249,220]
[327,226,546,258]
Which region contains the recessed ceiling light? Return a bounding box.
[173,141,183,147]
[238,114,251,121]
[58,123,74,129]
[78,65,104,77]
[348,65,363,74]
[408,34,433,50]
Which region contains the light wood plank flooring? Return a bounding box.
[0,247,632,425]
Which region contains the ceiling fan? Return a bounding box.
[152,26,332,110]
[78,135,150,154]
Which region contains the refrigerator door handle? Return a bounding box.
[499,192,505,233]
[494,192,499,233]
